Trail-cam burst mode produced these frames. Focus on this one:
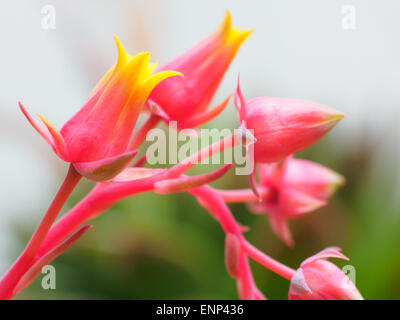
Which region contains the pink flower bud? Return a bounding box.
[249,158,345,246]
[20,37,181,181]
[148,11,252,128]
[289,247,363,300]
[235,80,344,163]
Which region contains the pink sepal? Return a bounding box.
[234,75,246,123]
[301,247,349,267]
[267,209,294,247]
[146,99,170,122]
[19,102,69,161]
[280,188,326,217]
[289,268,313,298]
[181,95,231,128]
[73,151,138,182]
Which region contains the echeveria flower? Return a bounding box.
[249,158,345,246]
[148,11,252,128]
[289,247,363,300]
[20,37,181,181]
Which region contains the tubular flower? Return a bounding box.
[235,79,345,163]
[147,11,252,128]
[289,247,363,300]
[249,158,345,246]
[19,37,182,181]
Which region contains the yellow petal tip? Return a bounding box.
[169,71,184,78]
[131,51,150,60]
[221,10,232,33]
[217,11,252,47]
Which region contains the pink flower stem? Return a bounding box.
[36,175,159,258]
[188,185,263,299]
[36,135,238,259]
[190,184,296,297]
[213,186,272,203]
[0,164,82,299]
[4,134,268,299]
[128,113,160,151]
[193,186,295,281]
[189,185,242,234]
[237,253,257,300]
[242,240,296,280]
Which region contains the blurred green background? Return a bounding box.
[1,0,399,299]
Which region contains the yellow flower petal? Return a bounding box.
[141,70,183,98]
[218,11,253,50]
[92,36,129,93]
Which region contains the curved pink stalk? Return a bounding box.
[189,185,242,234]
[3,133,296,300]
[35,176,159,258]
[0,165,82,299]
[34,134,236,259]
[188,185,266,299]
[236,253,257,300]
[242,241,296,280]
[13,225,92,295]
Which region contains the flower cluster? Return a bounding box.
[0,11,362,300]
